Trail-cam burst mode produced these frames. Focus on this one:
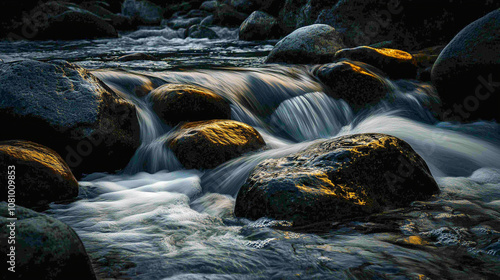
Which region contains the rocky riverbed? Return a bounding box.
[1,1,500,279]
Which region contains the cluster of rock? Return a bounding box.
[0,59,143,279]
[265,8,500,121]
[3,1,500,276]
[0,57,270,278]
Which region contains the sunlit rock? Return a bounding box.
[313,60,390,109]
[431,9,500,122]
[235,133,440,225]
[0,60,141,177]
[0,141,78,209]
[0,202,97,280]
[265,24,345,64]
[335,46,417,79]
[239,11,280,41]
[168,120,266,169]
[150,84,230,126]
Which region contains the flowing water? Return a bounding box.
[1,27,499,279]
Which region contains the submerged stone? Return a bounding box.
[235,133,439,225]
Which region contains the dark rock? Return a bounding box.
[168,17,204,29]
[239,11,280,41]
[265,24,345,64]
[200,0,218,12]
[0,60,141,178]
[254,0,283,17]
[411,45,445,81]
[168,120,266,169]
[235,133,439,225]
[31,9,118,40]
[186,9,210,18]
[0,141,78,209]
[110,14,136,31]
[313,60,390,108]
[411,46,445,68]
[223,0,257,14]
[278,0,334,34]
[186,24,219,39]
[122,0,165,25]
[151,84,230,126]
[80,2,136,31]
[0,202,97,280]
[201,15,215,26]
[431,9,500,122]
[316,0,500,51]
[165,2,193,18]
[213,3,249,26]
[117,52,158,61]
[335,46,417,80]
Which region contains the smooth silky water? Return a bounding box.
[2,27,499,279]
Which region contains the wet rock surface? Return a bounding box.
[168,120,266,169]
[0,60,141,177]
[235,133,440,225]
[0,141,78,209]
[0,202,97,280]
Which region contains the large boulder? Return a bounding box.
[150,84,230,126]
[168,120,266,169]
[316,0,500,50]
[235,133,440,225]
[313,60,390,109]
[0,141,78,209]
[335,46,417,80]
[239,11,280,41]
[0,60,141,177]
[0,202,97,280]
[265,24,345,64]
[431,9,500,122]
[15,2,119,40]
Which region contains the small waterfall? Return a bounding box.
[92,70,183,174]
[270,92,354,142]
[92,66,500,180]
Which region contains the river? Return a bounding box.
[2,26,499,279]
